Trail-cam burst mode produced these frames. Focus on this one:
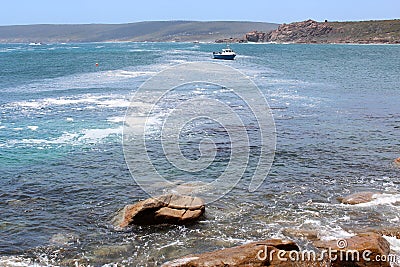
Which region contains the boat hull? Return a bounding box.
[213,54,236,60]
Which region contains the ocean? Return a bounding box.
[0,42,399,266]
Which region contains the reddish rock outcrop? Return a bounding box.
[242,20,334,43]
[161,239,302,267]
[267,19,334,43]
[337,191,379,205]
[162,233,392,266]
[215,37,247,43]
[365,227,400,239]
[245,31,268,42]
[242,19,400,44]
[314,233,391,267]
[117,194,205,227]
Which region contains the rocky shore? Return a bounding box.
[216,19,400,44]
[116,190,400,266]
[162,233,391,267]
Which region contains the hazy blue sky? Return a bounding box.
[1,0,399,25]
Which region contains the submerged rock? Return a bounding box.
[49,232,78,246]
[338,191,379,205]
[394,157,400,167]
[282,228,320,241]
[314,232,391,267]
[161,239,300,267]
[356,227,400,240]
[377,228,400,239]
[117,194,205,227]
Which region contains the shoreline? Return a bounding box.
[1,41,399,266]
[1,19,399,45]
[1,41,400,45]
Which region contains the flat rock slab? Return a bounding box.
[338,191,379,205]
[119,194,205,227]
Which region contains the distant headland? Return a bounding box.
[0,19,399,44]
[220,19,400,44]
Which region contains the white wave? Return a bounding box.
[213,88,234,94]
[302,219,322,226]
[12,101,42,109]
[2,66,154,94]
[27,126,38,131]
[13,128,23,131]
[354,193,400,207]
[50,132,80,144]
[0,48,18,53]
[0,126,6,129]
[319,226,355,241]
[167,59,188,64]
[79,127,123,142]
[0,256,45,267]
[97,99,131,108]
[129,49,162,52]
[6,127,122,147]
[7,95,131,110]
[107,116,125,123]
[269,91,321,102]
[300,219,355,241]
[267,78,310,85]
[383,236,400,253]
[66,118,74,122]
[108,70,155,78]
[157,240,185,250]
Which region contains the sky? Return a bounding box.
[1,0,399,26]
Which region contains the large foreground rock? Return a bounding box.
[162,239,327,267]
[338,191,379,205]
[118,194,205,227]
[314,232,391,267]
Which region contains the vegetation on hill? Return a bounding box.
[0,21,278,43]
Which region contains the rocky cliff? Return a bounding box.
[241,19,400,44]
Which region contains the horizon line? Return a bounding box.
[1,18,399,27]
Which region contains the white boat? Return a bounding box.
[29,42,43,46]
[213,45,236,60]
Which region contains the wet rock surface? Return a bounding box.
[314,232,391,267]
[338,191,379,205]
[117,194,205,227]
[161,239,301,267]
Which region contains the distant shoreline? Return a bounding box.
[0,19,399,44]
[1,41,399,46]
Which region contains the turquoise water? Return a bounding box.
[0,42,400,266]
